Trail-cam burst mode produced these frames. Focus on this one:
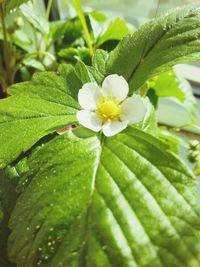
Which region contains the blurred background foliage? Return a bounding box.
[0,0,198,98]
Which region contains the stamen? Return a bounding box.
[96,96,122,122]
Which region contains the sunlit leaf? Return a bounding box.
[106,5,200,92]
[7,127,200,267]
[0,68,81,168]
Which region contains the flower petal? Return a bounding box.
[121,95,146,123]
[102,120,128,137]
[102,74,128,100]
[78,82,102,110]
[77,110,102,132]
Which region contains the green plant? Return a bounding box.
[0,0,130,98]
[1,2,200,267]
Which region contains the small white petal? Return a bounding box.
[78,82,102,110]
[102,120,128,137]
[121,95,146,123]
[77,110,102,132]
[102,74,129,101]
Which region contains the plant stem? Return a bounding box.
[0,76,8,95]
[45,0,53,21]
[0,3,10,86]
[71,0,94,56]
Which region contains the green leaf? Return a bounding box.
[152,70,197,121]
[75,60,105,85]
[8,127,200,267]
[95,18,129,48]
[3,0,29,13]
[152,71,185,101]
[57,63,82,99]
[92,49,108,75]
[0,69,80,168]
[58,47,90,65]
[22,57,45,71]
[75,60,96,83]
[89,11,107,24]
[75,60,104,85]
[20,3,49,34]
[50,18,82,44]
[88,11,107,40]
[106,5,200,93]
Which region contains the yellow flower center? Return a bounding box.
[96,96,122,122]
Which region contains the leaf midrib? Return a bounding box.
[78,137,102,267]
[79,137,164,267]
[0,114,77,125]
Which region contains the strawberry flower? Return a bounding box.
[77,74,146,136]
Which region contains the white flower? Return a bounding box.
[77,74,146,137]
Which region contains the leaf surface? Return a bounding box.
[8,127,200,267]
[0,69,80,168]
[106,5,200,92]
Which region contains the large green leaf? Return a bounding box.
[106,5,200,93]
[0,68,81,169]
[8,127,200,267]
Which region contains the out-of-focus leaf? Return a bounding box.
[50,18,82,44]
[88,11,107,40]
[20,3,49,34]
[152,70,197,121]
[3,0,29,13]
[22,58,45,71]
[95,17,129,48]
[58,47,90,64]
[152,71,185,101]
